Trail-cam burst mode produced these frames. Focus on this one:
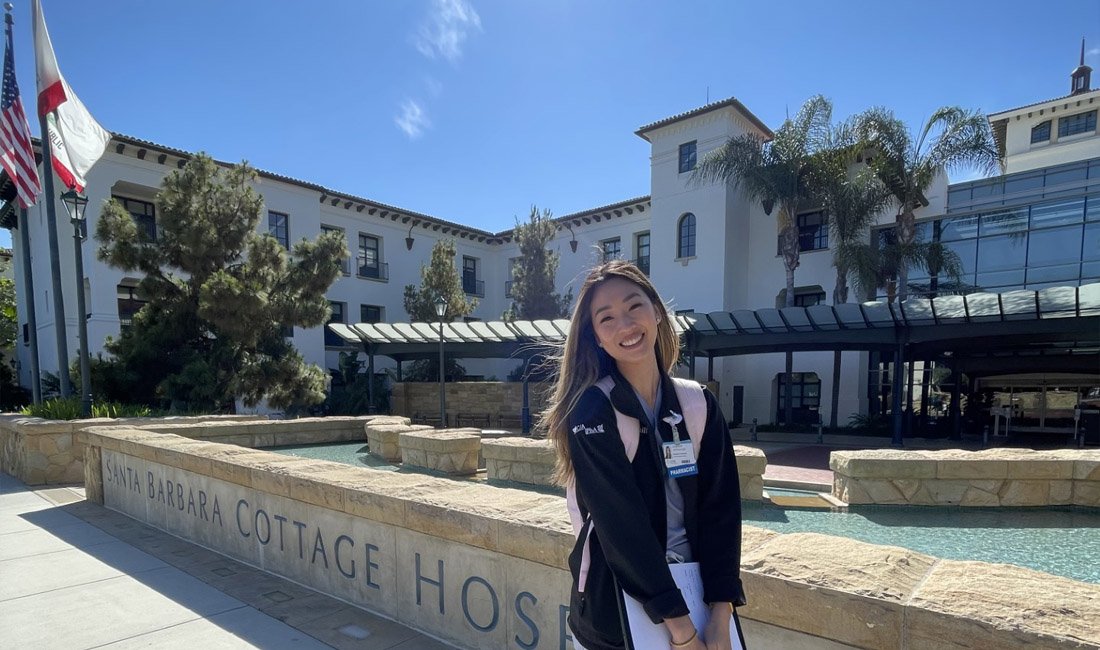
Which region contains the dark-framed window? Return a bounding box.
[462,256,483,296]
[1057,110,1097,138]
[268,211,289,248]
[635,231,650,274]
[117,282,148,330]
[677,213,696,258]
[678,141,697,174]
[360,304,383,324]
[776,372,821,424]
[321,225,349,274]
[113,196,156,241]
[325,301,346,347]
[795,210,828,251]
[358,233,382,279]
[1031,121,1051,144]
[794,291,826,307]
[601,238,621,262]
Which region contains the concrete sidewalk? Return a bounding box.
[0,472,453,649]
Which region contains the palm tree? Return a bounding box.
[694,95,832,426]
[856,107,1001,301]
[812,120,893,427]
[694,95,833,308]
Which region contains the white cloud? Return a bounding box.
[395,99,430,139]
[414,0,482,63]
[1087,47,1100,59]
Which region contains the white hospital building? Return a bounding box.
[2,56,1097,432]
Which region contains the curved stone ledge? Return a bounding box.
[0,414,384,486]
[832,448,1100,507]
[78,426,1100,649]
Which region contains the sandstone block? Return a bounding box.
[998,480,1050,506]
[1073,480,1100,507]
[959,484,1001,507]
[831,450,936,479]
[936,459,1007,479]
[924,480,972,505]
[740,533,934,649]
[740,475,763,501]
[733,445,767,475]
[908,560,1100,649]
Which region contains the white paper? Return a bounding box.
[622,562,746,649]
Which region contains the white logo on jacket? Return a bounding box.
[571,423,605,435]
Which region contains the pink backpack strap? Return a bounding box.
[595,376,641,462]
[671,377,707,457]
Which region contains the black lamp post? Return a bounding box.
[60,190,92,418]
[434,296,448,427]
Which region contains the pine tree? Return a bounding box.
[94,154,347,412]
[505,206,572,320]
[403,238,477,322]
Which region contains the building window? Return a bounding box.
[601,238,621,262]
[677,213,696,258]
[635,232,650,274]
[1057,110,1097,138]
[113,196,156,241]
[1031,121,1051,144]
[462,256,483,296]
[793,291,826,307]
[268,211,289,248]
[358,234,387,280]
[360,304,383,324]
[321,225,349,274]
[117,282,147,330]
[325,301,346,347]
[793,211,828,251]
[678,141,697,174]
[775,372,821,425]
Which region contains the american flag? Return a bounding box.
[0,14,40,208]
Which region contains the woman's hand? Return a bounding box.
[664,615,704,649]
[701,602,734,650]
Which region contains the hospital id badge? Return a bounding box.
[662,441,698,478]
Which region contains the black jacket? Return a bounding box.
[566,368,745,650]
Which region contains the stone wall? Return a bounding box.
[832,448,1100,507]
[391,381,552,426]
[80,426,1100,650]
[0,414,374,486]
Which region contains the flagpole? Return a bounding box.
[17,206,41,404]
[38,109,71,397]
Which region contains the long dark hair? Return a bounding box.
[540,260,679,484]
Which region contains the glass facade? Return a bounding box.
[883,157,1100,297]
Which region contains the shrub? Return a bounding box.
[21,397,152,420]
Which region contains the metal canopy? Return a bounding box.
[328,319,572,362]
[328,283,1099,364]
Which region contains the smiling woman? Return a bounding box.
[541,260,746,650]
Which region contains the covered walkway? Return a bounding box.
[330,283,1100,444]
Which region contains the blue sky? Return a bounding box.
[2,0,1099,249]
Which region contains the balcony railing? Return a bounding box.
[463,277,485,297]
[358,262,389,281]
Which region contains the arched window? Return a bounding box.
[677,213,696,258]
